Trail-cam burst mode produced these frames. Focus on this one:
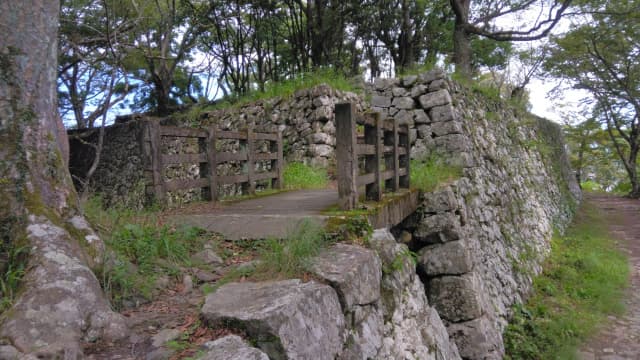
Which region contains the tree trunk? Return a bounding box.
[0,0,126,356]
[451,0,473,76]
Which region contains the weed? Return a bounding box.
[504,200,629,359]
[283,162,328,190]
[411,156,463,193]
[0,244,29,312]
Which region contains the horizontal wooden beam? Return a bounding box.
[253,171,277,181]
[217,131,247,140]
[357,144,376,155]
[217,152,248,163]
[165,178,209,192]
[162,153,207,165]
[160,126,208,138]
[357,173,375,186]
[218,174,249,185]
[254,133,278,141]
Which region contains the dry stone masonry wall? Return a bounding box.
[369,71,581,359]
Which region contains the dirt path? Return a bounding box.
[579,195,640,360]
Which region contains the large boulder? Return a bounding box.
[201,279,344,360]
[310,243,382,309]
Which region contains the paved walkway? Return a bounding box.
[169,189,339,240]
[579,195,640,360]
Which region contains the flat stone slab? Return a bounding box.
[200,335,268,360]
[201,279,344,360]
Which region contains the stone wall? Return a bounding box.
[201,229,461,360]
[68,120,151,209]
[368,71,581,359]
[196,84,366,168]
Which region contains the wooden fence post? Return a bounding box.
[272,131,284,190]
[335,103,358,210]
[206,126,218,201]
[244,124,256,195]
[400,123,410,188]
[148,121,166,203]
[365,113,382,201]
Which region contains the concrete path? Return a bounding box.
[578,195,640,360]
[169,189,339,240]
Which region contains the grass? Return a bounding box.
[504,200,629,359]
[0,244,28,312]
[283,162,329,190]
[211,219,332,290]
[83,197,214,309]
[410,156,463,193]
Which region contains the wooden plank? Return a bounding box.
[217,152,248,163]
[160,126,208,138]
[253,171,277,181]
[255,153,278,161]
[383,146,407,155]
[357,173,375,186]
[356,144,375,155]
[149,121,166,202]
[161,153,207,165]
[218,174,249,185]
[207,127,218,201]
[254,132,278,141]
[217,130,248,140]
[165,178,209,192]
[335,103,359,210]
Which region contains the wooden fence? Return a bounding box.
[335,103,411,210]
[146,122,283,203]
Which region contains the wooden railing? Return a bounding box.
[146,122,283,203]
[335,103,411,210]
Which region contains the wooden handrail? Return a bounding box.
[146,122,283,203]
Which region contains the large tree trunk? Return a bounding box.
[450,0,473,76]
[0,0,126,356]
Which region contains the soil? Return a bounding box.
[578,194,640,360]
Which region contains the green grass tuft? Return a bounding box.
[410,157,463,193]
[283,162,329,190]
[504,200,629,359]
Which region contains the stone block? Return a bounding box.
[428,273,483,322]
[414,212,462,243]
[339,305,384,360]
[200,335,269,360]
[392,97,415,110]
[395,109,413,125]
[402,75,419,87]
[447,317,504,360]
[428,79,448,92]
[392,87,409,97]
[422,187,458,213]
[310,243,382,310]
[418,240,472,276]
[418,69,445,84]
[417,124,431,139]
[310,132,333,145]
[309,144,333,157]
[413,109,430,124]
[313,105,333,122]
[371,95,392,108]
[434,134,471,152]
[432,120,463,136]
[418,90,452,110]
[429,105,455,122]
[202,279,345,360]
[411,84,428,98]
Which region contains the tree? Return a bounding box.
[449,0,572,76]
[0,0,126,355]
[546,0,640,197]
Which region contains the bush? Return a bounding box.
[410,156,462,193]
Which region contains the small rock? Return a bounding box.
[151,328,182,348]
[182,274,193,293]
[191,249,224,266]
[145,347,174,360]
[0,345,21,360]
[371,95,392,108]
[194,269,218,282]
[399,230,412,244]
[200,335,269,360]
